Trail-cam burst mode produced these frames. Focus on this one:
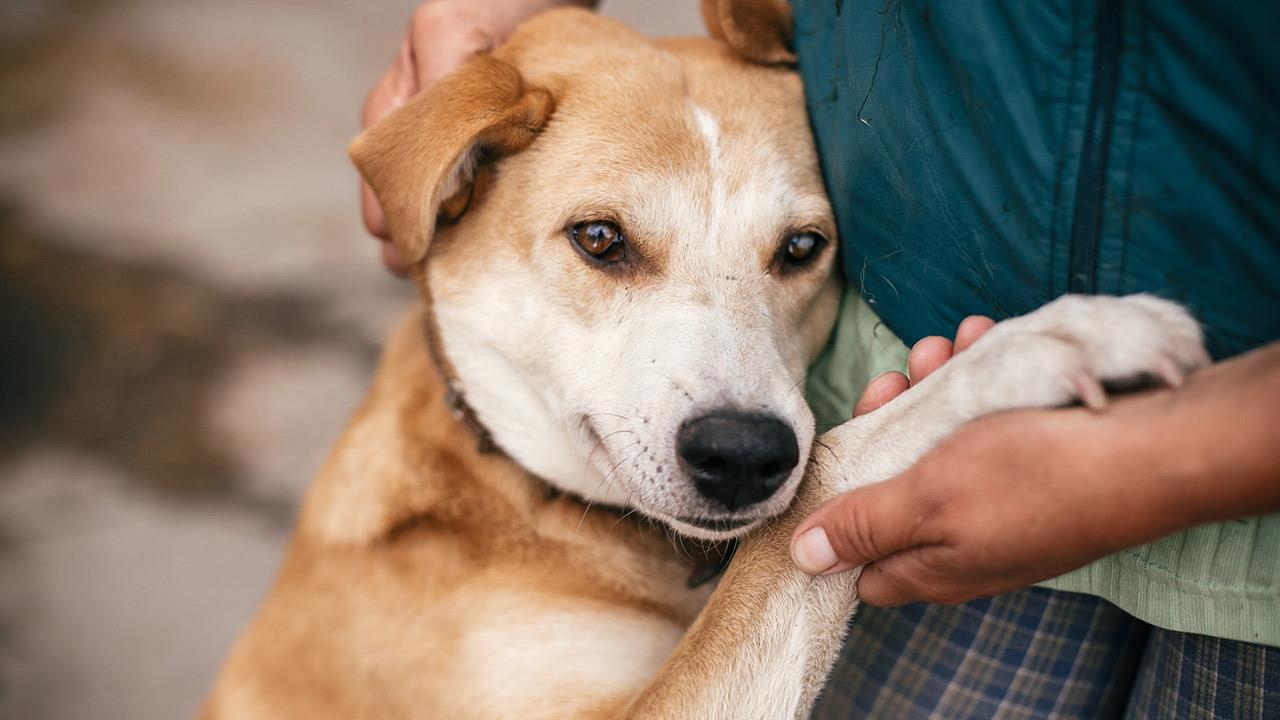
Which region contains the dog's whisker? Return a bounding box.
[589,438,641,472]
[611,504,641,528]
[610,494,644,530]
[589,411,632,421]
[575,494,599,533]
[586,448,640,527]
[584,428,636,468]
[598,428,637,441]
[575,499,595,533]
[575,439,641,532]
[576,444,643,533]
[599,442,639,484]
[593,401,641,415]
[676,530,693,563]
[786,372,809,398]
[603,452,639,509]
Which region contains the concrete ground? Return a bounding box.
[0,1,700,718]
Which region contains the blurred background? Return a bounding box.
[0,1,700,717]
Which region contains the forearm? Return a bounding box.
[1096,341,1280,543]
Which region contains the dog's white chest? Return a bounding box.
[446,591,685,718]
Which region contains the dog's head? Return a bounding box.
[351,7,838,541]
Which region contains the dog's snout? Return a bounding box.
[676,412,799,511]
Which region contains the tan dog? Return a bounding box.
[204,4,1209,718]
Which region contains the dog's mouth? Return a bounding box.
[660,512,768,541]
[674,515,757,532]
[675,512,752,530]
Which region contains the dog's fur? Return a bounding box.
[204,5,1209,718]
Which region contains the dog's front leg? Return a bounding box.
[623,295,1209,720]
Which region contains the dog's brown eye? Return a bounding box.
[782,231,826,266]
[569,221,625,264]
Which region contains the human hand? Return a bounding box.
[851,315,997,415]
[792,406,1145,606]
[791,320,1280,607]
[791,313,1138,606]
[361,0,592,274]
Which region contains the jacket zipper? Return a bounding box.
[1067,0,1125,294]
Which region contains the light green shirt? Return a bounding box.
[806,288,1280,647]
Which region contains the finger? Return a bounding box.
[791,480,927,575]
[857,548,987,607]
[362,42,414,130]
[853,561,913,606]
[853,371,910,416]
[393,27,419,98]
[907,336,954,384]
[380,240,412,276]
[409,5,496,89]
[413,28,493,87]
[855,556,930,607]
[359,64,402,243]
[361,180,390,240]
[360,51,409,248]
[954,315,996,353]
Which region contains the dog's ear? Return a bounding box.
[701,0,795,65]
[349,54,554,264]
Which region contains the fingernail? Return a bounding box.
[792,527,838,575]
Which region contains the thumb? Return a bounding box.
[411,25,495,88]
[790,478,925,576]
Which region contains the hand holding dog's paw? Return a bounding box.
[792,295,1222,605]
[791,407,1142,603]
[790,336,1280,607]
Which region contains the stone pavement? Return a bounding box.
[0,1,700,718]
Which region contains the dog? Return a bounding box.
[203,3,1209,718]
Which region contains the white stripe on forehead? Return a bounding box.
[689,102,727,248]
[668,101,811,268]
[690,103,721,159]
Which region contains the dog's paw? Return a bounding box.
[949,294,1210,413]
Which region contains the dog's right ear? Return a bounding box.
[349,54,555,265]
[701,0,795,65]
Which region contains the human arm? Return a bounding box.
[792,331,1280,607]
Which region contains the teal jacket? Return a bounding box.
[794,0,1279,359]
[794,1,1280,646]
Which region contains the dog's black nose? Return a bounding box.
[677,412,799,511]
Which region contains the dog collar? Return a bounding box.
[422,307,498,455]
[443,379,497,454]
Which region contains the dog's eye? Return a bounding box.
[569,221,625,264]
[781,231,827,267]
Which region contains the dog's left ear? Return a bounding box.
[701,0,795,65]
[349,54,555,265]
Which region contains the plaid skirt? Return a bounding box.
[812,587,1278,719]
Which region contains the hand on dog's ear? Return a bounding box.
[701,0,795,66]
[349,54,554,266]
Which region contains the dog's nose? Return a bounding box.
[677,412,799,511]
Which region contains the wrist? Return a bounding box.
[1150,346,1280,523]
[1062,398,1191,552]
[1078,348,1280,547]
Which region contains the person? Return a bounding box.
[359,2,1280,717]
